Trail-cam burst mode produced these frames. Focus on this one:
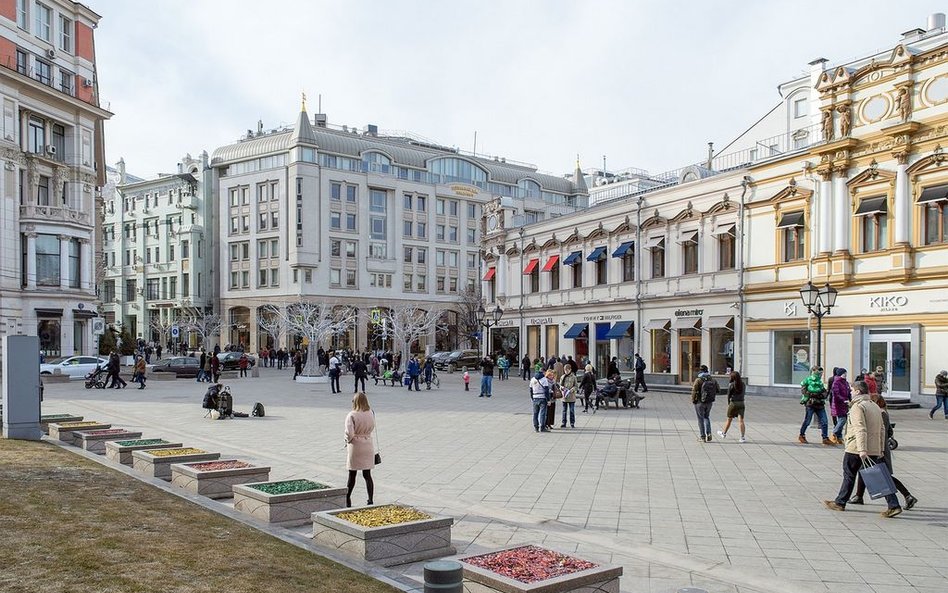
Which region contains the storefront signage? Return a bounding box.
[784,302,797,317]
[869,295,908,312]
[674,309,704,317]
[583,314,623,321]
[529,317,553,325]
[450,184,478,198]
[495,319,515,327]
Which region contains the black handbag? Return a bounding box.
[374,452,382,465]
[373,411,382,465]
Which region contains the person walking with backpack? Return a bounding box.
[633,353,648,393]
[830,368,851,444]
[799,366,831,445]
[717,370,746,443]
[344,392,376,507]
[692,365,717,442]
[422,357,435,389]
[930,370,948,420]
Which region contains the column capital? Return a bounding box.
[24,231,38,239]
[816,167,834,181]
[57,234,69,241]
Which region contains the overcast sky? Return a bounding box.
[93,0,945,180]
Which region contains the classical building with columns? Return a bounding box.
[481,14,948,403]
[209,104,588,352]
[0,0,109,365]
[100,153,214,344]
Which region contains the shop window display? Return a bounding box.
[650,329,670,373]
[710,327,734,375]
[773,330,810,385]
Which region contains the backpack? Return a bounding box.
[700,377,718,403]
[251,402,265,417]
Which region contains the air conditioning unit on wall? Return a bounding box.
[45,49,55,59]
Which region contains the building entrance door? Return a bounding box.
[679,335,701,385]
[867,329,912,401]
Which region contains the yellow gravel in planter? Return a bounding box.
[148,448,207,457]
[336,505,431,527]
[55,421,102,428]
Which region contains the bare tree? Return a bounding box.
[456,288,482,350]
[148,315,177,346]
[277,301,355,376]
[181,309,230,350]
[383,304,443,366]
[256,304,286,349]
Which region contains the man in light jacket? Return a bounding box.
[824,381,903,518]
[530,371,550,432]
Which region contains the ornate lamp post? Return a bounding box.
[477,304,504,356]
[799,281,838,372]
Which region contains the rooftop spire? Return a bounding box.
[291,97,317,146]
[301,91,307,112]
[573,154,588,195]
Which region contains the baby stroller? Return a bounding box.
[85,365,107,390]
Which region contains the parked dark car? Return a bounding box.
[437,350,481,373]
[149,357,200,378]
[216,352,256,370]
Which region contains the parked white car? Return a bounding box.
[40,356,109,379]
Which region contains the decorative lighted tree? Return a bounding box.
[382,304,443,366]
[148,315,178,347]
[256,304,287,349]
[279,301,355,376]
[181,310,230,350]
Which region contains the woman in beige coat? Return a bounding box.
[345,392,376,507]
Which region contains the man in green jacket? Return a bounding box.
[799,366,831,445]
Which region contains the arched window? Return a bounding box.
[362,151,391,173]
[428,158,488,186]
[518,178,541,198]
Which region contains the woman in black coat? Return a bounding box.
[580,364,597,413]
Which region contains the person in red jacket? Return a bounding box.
[238,353,249,378]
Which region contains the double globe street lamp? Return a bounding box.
[799,281,839,372]
[476,304,504,356]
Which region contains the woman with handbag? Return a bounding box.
[848,391,917,509]
[344,392,376,507]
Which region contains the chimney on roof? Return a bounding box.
[257,120,263,136]
[902,27,925,40]
[367,124,378,137]
[314,113,327,127]
[929,12,946,31]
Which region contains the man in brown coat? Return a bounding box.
[824,381,902,518]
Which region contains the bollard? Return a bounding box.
[424,560,463,593]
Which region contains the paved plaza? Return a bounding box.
[39,369,948,593]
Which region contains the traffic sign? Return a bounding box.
[171,326,180,338]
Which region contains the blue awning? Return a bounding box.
[595,322,611,341]
[564,322,588,339]
[612,241,634,258]
[586,246,607,261]
[563,251,583,266]
[605,320,633,339]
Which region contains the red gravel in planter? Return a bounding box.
[185,461,253,471]
[463,545,598,584]
[80,429,130,436]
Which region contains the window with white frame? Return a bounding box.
[34,2,51,41]
[793,97,807,118]
[59,15,72,52]
[649,238,665,278]
[680,231,698,275]
[17,0,28,30]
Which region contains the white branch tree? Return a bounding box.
[256,304,287,349]
[383,304,443,366]
[148,315,177,347]
[181,309,230,350]
[278,301,355,376]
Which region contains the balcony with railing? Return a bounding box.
[19,203,91,225]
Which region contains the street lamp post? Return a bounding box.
[799,281,838,372]
[477,304,504,356]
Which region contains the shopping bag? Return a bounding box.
[858,458,897,499]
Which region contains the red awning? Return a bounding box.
[482,268,496,281]
[542,255,559,272]
[523,259,539,275]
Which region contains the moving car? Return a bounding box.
[216,351,256,370]
[40,356,109,379]
[148,356,201,378]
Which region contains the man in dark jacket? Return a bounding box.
[480,356,495,397]
[633,353,648,392]
[352,358,368,393]
[521,355,531,380]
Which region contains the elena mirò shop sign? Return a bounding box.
[674,309,704,317]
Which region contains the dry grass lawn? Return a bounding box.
[0,438,398,593]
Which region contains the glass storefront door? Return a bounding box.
[867,330,912,400]
[679,331,701,384]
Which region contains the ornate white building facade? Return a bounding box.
[482,15,948,403]
[0,0,109,366]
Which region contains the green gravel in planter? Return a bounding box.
[114,439,169,447]
[41,414,74,420]
[249,479,328,495]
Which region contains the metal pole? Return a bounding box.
[816,312,823,371]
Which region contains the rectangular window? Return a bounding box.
[596,258,607,285]
[257,183,267,202]
[230,189,239,207]
[404,247,413,263]
[146,278,159,300]
[330,212,341,229]
[403,220,413,237]
[370,189,386,212]
[346,270,356,287]
[68,238,79,288]
[346,185,356,202]
[17,0,27,30]
[417,222,427,238]
[718,228,736,270]
[241,215,249,232]
[258,212,268,231]
[271,210,279,229]
[436,199,445,215]
[169,276,177,298]
[622,251,635,282]
[37,175,50,205]
[58,70,73,95]
[467,203,477,219]
[448,226,458,242]
[230,216,239,234]
[448,251,458,267]
[241,242,249,260]
[651,329,671,373]
[346,213,357,231]
[331,183,341,200]
[331,239,341,257]
[466,228,476,243]
[793,97,807,118]
[436,225,445,241]
[241,186,249,204]
[59,15,72,52]
[370,242,387,258]
[436,276,445,292]
[345,241,356,257]
[924,201,948,245]
[103,280,115,302]
[182,273,189,297]
[403,194,412,210]
[780,218,805,262]
[449,277,458,292]
[270,269,279,287]
[650,240,665,278]
[28,116,45,153]
[404,273,412,291]
[416,274,426,291]
[861,213,887,252]
[682,234,698,275]
[330,268,341,286]
[259,240,268,259]
[417,196,427,212]
[530,267,539,292]
[239,271,248,288]
[181,240,189,259]
[466,252,478,269]
[436,250,445,266]
[34,2,51,41]
[258,268,268,287]
[370,216,385,239]
[417,248,426,264]
[572,262,582,288]
[16,49,28,74]
[773,330,810,385]
[270,181,278,201]
[449,200,458,216]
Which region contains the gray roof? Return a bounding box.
[211,112,578,194]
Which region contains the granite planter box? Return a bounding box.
[458,545,622,593]
[132,448,220,481]
[40,414,83,434]
[73,429,143,453]
[233,479,347,526]
[311,504,454,566]
[170,460,271,500]
[48,421,111,444]
[105,439,183,465]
